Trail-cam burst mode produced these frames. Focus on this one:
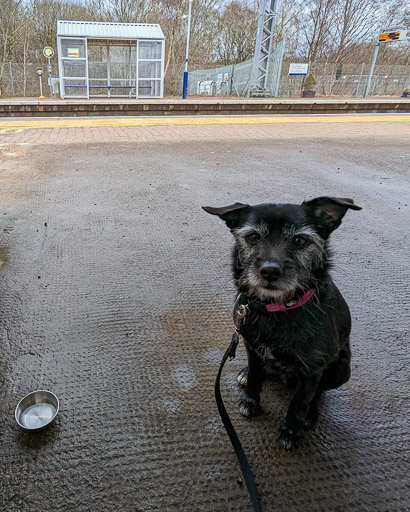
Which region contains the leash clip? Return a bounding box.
[233,297,250,334]
[237,304,249,320]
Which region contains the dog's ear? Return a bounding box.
[202,203,249,229]
[303,196,362,235]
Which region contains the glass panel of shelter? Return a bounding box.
[88,42,109,97]
[137,41,163,98]
[60,38,163,98]
[110,44,136,98]
[59,37,88,98]
[87,40,136,98]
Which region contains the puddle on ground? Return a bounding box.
[160,397,181,414]
[203,348,224,364]
[0,248,8,267]
[171,365,197,391]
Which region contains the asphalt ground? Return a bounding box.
[0,115,409,511]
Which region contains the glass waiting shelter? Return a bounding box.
[57,20,165,99]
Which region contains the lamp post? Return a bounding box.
[182,0,193,99]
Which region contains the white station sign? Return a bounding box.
[289,63,309,76]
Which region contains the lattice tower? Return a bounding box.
[249,0,279,97]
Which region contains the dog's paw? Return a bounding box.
[278,420,301,450]
[238,394,261,417]
[304,408,319,431]
[304,395,321,430]
[237,367,248,387]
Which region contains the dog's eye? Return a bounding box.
[246,232,260,244]
[293,235,309,246]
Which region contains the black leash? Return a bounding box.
[215,332,262,512]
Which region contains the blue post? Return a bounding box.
[182,68,189,99]
[182,0,193,99]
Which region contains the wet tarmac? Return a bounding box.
[0,121,409,511]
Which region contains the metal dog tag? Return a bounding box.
[237,304,249,320]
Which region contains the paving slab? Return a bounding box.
[0,117,409,511]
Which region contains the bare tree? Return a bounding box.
[303,0,337,63]
[0,0,29,94]
[29,0,91,56]
[214,1,258,64]
[0,0,27,62]
[86,0,153,23]
[163,0,184,78]
[1,0,408,97]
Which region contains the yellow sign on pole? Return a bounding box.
[378,30,406,42]
[36,68,45,98]
[379,31,400,42]
[43,47,54,58]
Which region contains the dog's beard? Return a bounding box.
[240,269,303,303]
[239,264,317,303]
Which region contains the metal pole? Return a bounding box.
[250,2,265,94]
[39,75,44,98]
[273,38,286,97]
[182,0,193,99]
[48,58,52,97]
[249,0,278,96]
[355,63,364,97]
[107,45,111,98]
[128,44,132,99]
[364,43,379,98]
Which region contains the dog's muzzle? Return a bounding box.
[259,262,283,282]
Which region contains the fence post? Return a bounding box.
[273,38,286,97]
[364,43,379,98]
[355,63,364,97]
[9,62,15,96]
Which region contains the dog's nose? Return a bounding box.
[260,262,283,281]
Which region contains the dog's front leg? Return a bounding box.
[279,372,322,449]
[238,340,265,417]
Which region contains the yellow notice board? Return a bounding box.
[378,30,407,42]
[379,31,400,42]
[67,48,80,57]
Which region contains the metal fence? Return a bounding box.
[188,40,285,97]
[0,61,60,98]
[280,61,409,97]
[189,59,410,98]
[1,59,409,98]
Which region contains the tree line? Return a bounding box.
[1,0,408,95]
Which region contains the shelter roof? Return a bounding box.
[57,20,165,40]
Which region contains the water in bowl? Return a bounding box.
[20,402,56,429]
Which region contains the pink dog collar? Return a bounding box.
[265,289,315,312]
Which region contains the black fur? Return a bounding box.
[203,197,361,449]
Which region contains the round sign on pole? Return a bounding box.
[43,47,54,58]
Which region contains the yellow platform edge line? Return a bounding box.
[1,114,410,131]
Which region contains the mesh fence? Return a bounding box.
[187,40,285,96]
[278,61,410,97]
[0,59,409,98]
[188,59,410,98]
[188,60,251,96]
[0,61,60,98]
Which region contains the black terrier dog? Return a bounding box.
[203,197,361,449]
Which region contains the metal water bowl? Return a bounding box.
[15,390,59,431]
